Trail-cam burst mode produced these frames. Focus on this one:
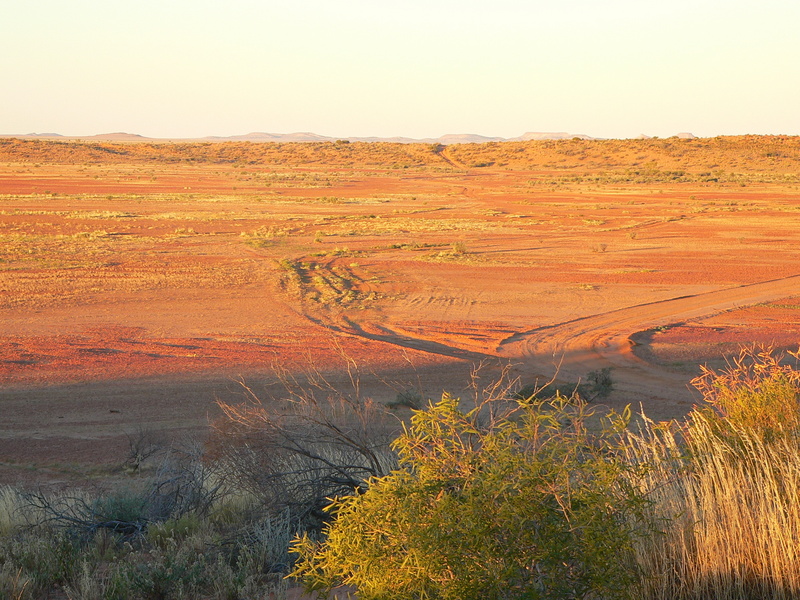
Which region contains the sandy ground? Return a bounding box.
[1,140,800,486]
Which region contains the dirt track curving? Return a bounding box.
[497,275,800,420]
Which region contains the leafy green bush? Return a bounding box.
[291,393,651,600]
[92,492,148,526]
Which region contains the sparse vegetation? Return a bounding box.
[2,348,800,598]
[3,137,799,180]
[3,136,800,598]
[451,240,468,254]
[276,257,380,307]
[387,388,423,410]
[291,347,800,600]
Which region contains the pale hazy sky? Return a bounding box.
[2,0,798,139]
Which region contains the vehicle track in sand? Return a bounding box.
[292,269,800,418]
[496,274,800,416]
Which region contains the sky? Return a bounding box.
[1,0,799,139]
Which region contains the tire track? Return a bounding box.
[281,250,799,417]
[436,147,467,170]
[497,275,800,414]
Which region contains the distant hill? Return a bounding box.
[435,133,506,144]
[509,132,594,141]
[1,131,709,144]
[637,133,697,140]
[201,131,574,144]
[203,132,333,142]
[87,132,149,141]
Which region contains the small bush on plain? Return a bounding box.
[291,393,651,600]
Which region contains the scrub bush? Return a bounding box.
[291,393,651,600]
[692,345,800,440]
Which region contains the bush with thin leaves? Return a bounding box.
[692,345,800,440]
[291,393,652,600]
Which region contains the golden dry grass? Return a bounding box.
[628,349,800,599]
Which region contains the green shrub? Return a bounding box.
[291,393,650,600]
[92,492,148,525]
[119,543,210,600]
[387,389,423,410]
[147,513,203,548]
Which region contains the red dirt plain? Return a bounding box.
[1,136,799,486]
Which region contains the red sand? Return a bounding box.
[2,140,799,484]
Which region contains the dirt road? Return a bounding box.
[496,275,800,419]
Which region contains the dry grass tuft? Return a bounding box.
[628,346,800,599]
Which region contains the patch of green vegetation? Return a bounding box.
[386,241,444,251]
[515,368,614,403]
[310,246,364,258]
[241,225,291,248]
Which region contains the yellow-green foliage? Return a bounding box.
[291,394,649,600]
[146,513,203,549]
[692,346,800,440]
